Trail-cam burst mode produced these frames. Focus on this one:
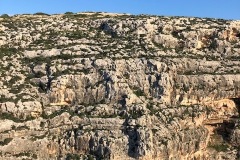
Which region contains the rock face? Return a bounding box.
[0,12,240,159]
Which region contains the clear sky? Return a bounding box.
[0,0,239,20]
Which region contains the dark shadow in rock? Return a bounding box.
[236,33,240,38]
[118,94,127,108]
[122,118,142,158]
[231,98,240,115]
[215,120,235,141]
[99,22,118,38]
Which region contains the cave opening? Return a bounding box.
[214,120,235,141]
[212,98,240,142]
[231,98,240,116]
[231,98,240,106]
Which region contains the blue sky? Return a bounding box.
[0,0,239,20]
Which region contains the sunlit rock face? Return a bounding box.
[0,12,240,159]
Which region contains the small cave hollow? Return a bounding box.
[214,120,235,142]
[231,98,240,116]
[211,98,240,142]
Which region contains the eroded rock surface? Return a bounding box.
[0,12,240,159]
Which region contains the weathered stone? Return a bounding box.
[0,12,240,160]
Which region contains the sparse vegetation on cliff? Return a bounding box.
[0,12,239,159]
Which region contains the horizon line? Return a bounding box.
[1,11,239,21]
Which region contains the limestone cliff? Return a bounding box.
[0,12,240,159]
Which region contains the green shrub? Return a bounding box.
[87,155,95,160]
[0,112,22,122]
[208,144,228,152]
[133,88,145,97]
[8,76,22,84]
[0,46,17,58]
[0,14,10,18]
[65,12,74,15]
[66,153,80,160]
[147,103,158,115]
[0,138,13,146]
[16,126,30,130]
[40,122,45,127]
[14,152,31,157]
[33,12,50,16]
[32,154,38,159]
[65,30,84,39]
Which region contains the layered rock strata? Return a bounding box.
[0,12,240,159]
